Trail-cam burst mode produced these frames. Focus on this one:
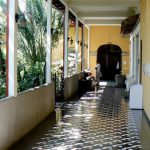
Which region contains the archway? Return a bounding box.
[97,44,122,80]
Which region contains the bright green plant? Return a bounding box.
[17,0,64,92]
[0,0,64,96]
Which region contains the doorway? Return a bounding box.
[97,44,122,80]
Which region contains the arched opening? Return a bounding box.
[97,44,122,81]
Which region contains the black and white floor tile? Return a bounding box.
[32,86,142,150]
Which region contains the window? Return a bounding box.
[78,21,82,72]
[51,2,64,101]
[84,27,88,69]
[0,0,7,99]
[68,11,75,76]
[51,7,64,74]
[17,0,47,92]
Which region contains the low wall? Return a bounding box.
[64,72,84,100]
[0,83,55,150]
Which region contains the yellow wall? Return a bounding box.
[52,35,63,63]
[78,27,82,72]
[68,26,83,72]
[68,26,75,48]
[89,26,130,76]
[141,0,150,120]
[84,27,88,69]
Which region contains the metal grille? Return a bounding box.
[51,72,64,102]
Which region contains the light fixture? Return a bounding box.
[86,44,88,49]
[80,42,82,47]
[70,37,73,45]
[84,44,88,49]
[68,37,74,45]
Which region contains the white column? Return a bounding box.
[130,35,133,77]
[87,26,90,69]
[82,24,85,71]
[75,17,78,74]
[46,0,52,83]
[8,0,18,97]
[64,5,69,78]
[137,33,141,84]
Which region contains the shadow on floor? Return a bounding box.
[10,83,150,150]
[132,109,150,150]
[10,112,57,150]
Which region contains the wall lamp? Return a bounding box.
[80,42,82,47]
[78,41,83,47]
[68,37,73,45]
[84,44,88,49]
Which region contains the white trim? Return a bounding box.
[64,5,69,78]
[89,24,121,26]
[130,35,133,77]
[130,22,140,83]
[84,17,126,20]
[8,0,18,97]
[85,24,89,29]
[130,20,140,35]
[46,0,52,83]
[59,0,85,24]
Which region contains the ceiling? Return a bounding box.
[62,0,140,25]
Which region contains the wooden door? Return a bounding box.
[97,44,122,80]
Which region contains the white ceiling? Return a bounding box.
[62,0,140,25]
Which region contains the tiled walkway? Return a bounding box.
[32,86,141,150]
[11,83,150,150]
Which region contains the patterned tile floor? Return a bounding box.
[11,83,150,150]
[31,86,141,150]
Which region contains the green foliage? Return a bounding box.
[17,1,64,65]
[0,73,6,98]
[51,8,64,48]
[17,0,64,92]
[17,0,47,64]
[0,49,6,99]
[0,0,7,99]
[17,62,45,92]
[0,0,64,98]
